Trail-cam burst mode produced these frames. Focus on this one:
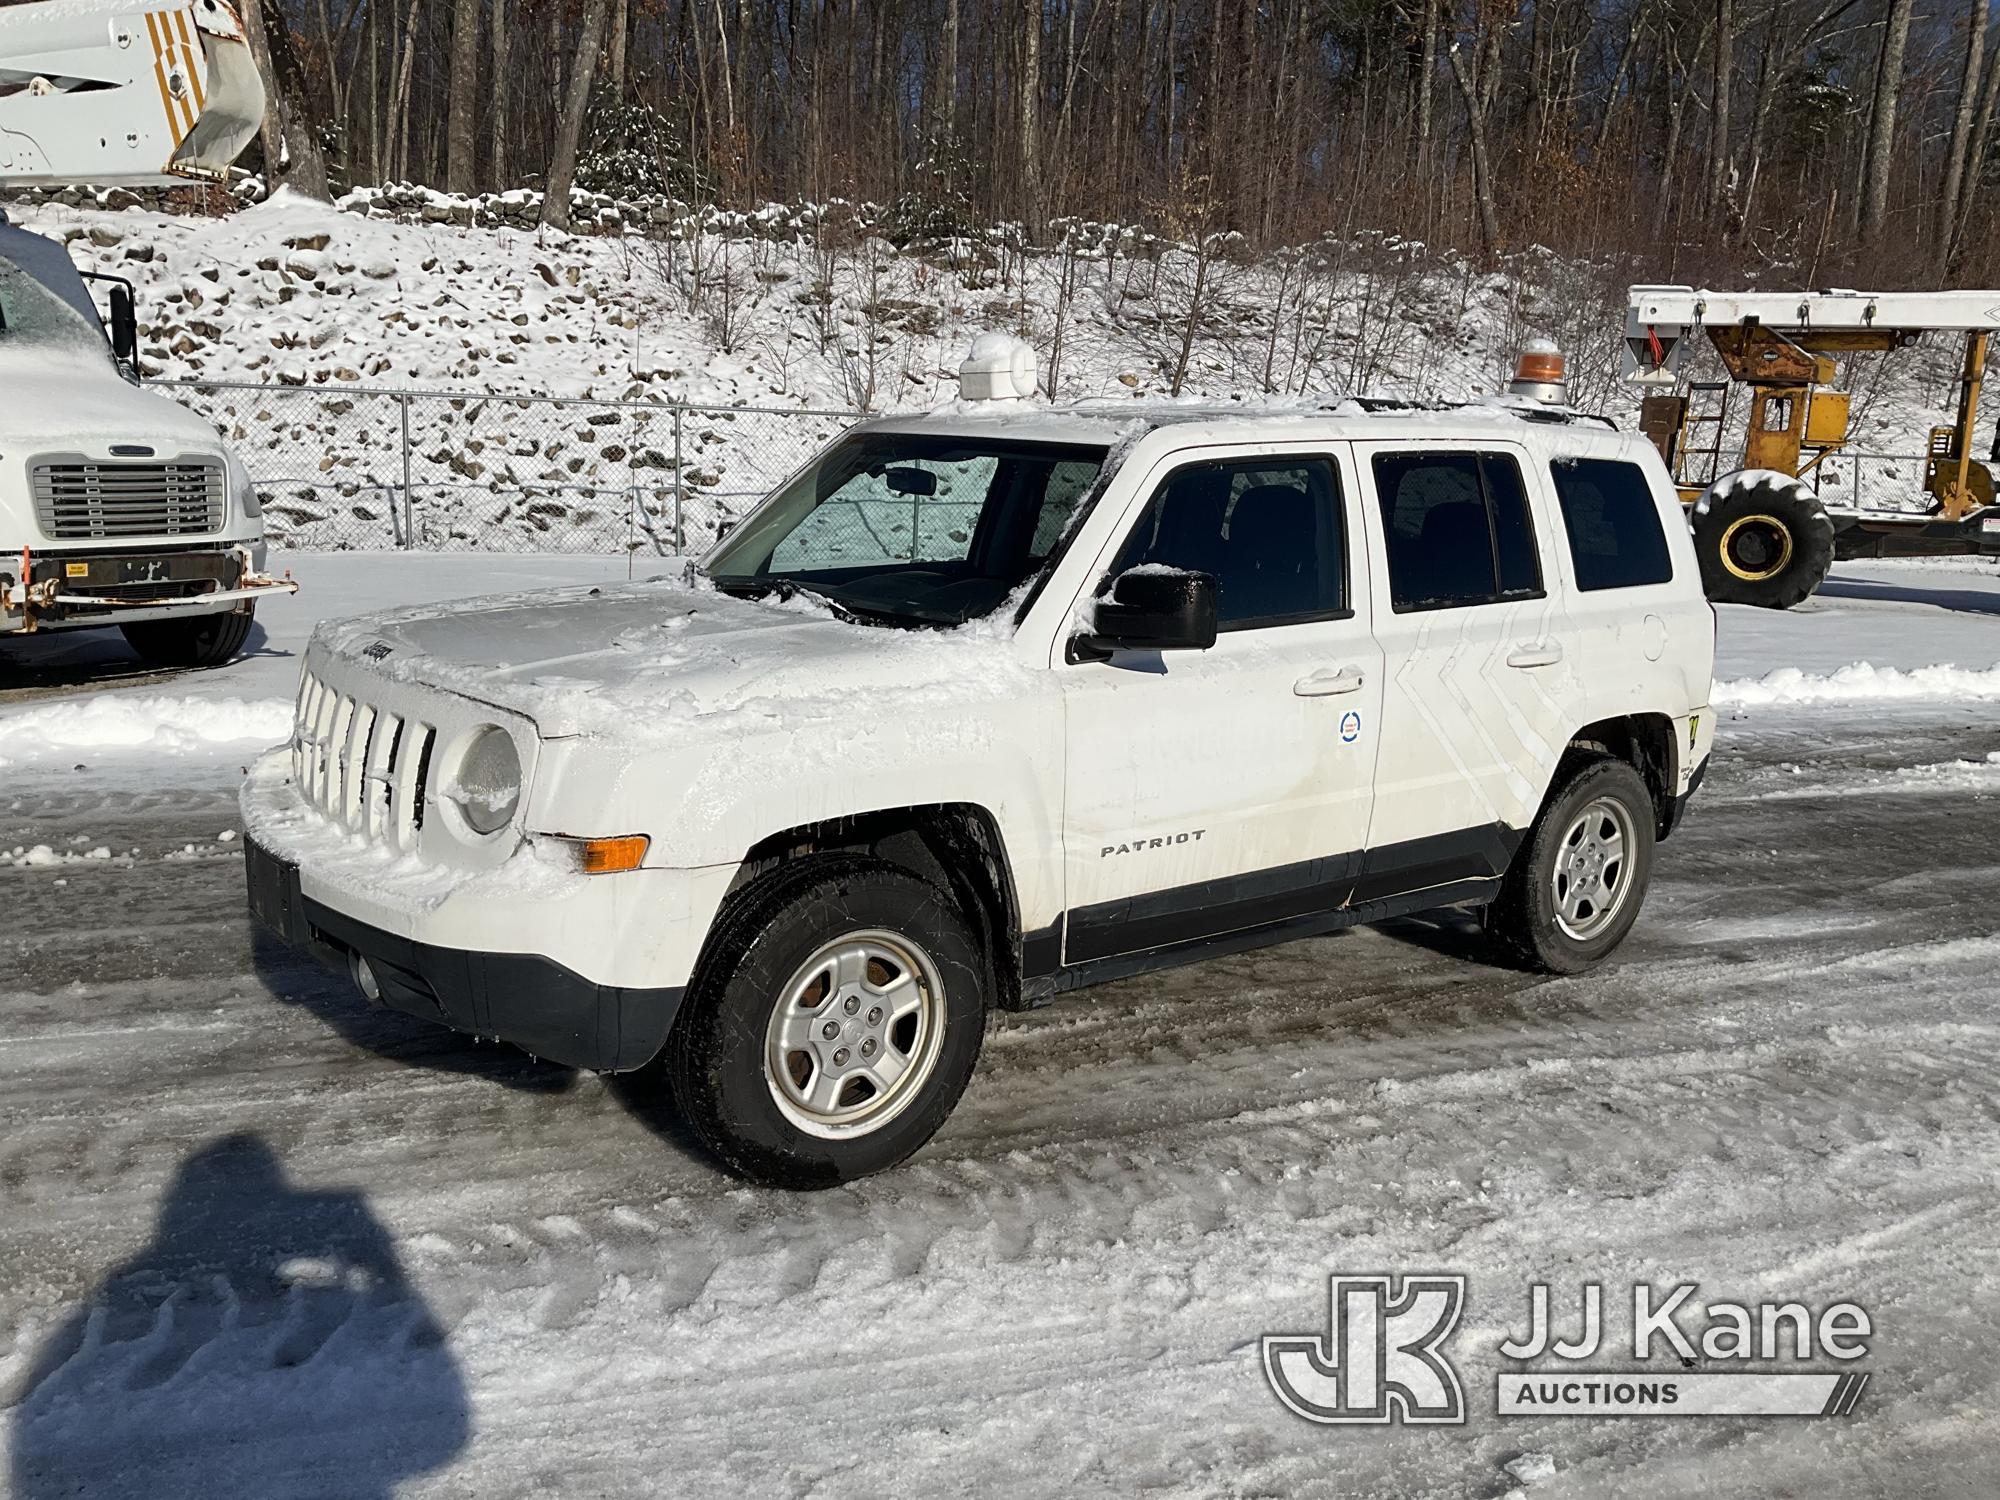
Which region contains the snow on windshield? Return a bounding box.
[0,255,113,362]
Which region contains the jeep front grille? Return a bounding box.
[291,671,434,850]
[31,456,225,540]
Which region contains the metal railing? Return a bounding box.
[150,379,860,556]
[1808,449,1937,515]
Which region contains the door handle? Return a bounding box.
[1294,666,1366,697]
[1506,642,1565,669]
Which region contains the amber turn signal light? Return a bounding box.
[569,835,650,875]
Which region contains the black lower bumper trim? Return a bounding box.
[245,836,682,1073]
[1662,757,1709,839]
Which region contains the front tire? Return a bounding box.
[1490,756,1657,974]
[1692,472,1835,609]
[120,605,254,668]
[666,855,989,1188]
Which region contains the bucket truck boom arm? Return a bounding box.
[0,0,265,187]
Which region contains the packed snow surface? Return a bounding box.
[4,554,2000,1497]
[0,695,290,770]
[1717,660,2000,705]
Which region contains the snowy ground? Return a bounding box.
[3,555,2000,1496]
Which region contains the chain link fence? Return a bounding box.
[152,380,860,556]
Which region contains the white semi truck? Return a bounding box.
[0,0,294,667]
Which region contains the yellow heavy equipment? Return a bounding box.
[1624,285,2000,608]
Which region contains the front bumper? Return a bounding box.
[3,543,297,633]
[245,835,683,1072]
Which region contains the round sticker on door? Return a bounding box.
[1339,710,1362,743]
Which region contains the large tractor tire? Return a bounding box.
[1691,471,1836,609]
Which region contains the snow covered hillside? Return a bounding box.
[23,190,1993,552]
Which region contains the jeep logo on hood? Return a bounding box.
[361,641,394,660]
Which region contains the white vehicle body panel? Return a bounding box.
[1055,439,1385,962]
[241,399,1717,1067]
[1353,436,1578,851]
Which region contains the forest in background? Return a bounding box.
[81,1,2000,285]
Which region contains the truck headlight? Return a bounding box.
[450,726,521,835]
[227,452,262,519]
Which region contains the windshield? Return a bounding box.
[704,431,1108,625]
[0,254,113,362]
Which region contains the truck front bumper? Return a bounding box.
[245,835,685,1073]
[4,543,297,633]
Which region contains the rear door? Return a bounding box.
[1353,440,1582,896]
[1056,445,1385,962]
[1545,449,1707,700]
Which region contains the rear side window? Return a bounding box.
[1372,451,1543,611]
[1550,458,1676,590]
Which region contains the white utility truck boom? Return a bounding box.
[1628,285,2000,343]
[0,0,292,668]
[0,0,264,186]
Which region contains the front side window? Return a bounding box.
[1106,457,1345,630]
[1550,457,1675,590]
[1373,451,1544,612]
[706,432,1107,625]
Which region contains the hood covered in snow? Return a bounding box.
[312,577,1026,739]
[0,352,226,458]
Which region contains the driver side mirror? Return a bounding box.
[107,284,138,366]
[1071,566,1218,660]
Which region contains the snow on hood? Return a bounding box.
[313,576,1031,740]
[0,353,224,455]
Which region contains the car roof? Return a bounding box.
[854,393,1626,451]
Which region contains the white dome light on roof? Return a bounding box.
[958,332,1040,401]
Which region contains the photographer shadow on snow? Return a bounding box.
[249,928,578,1094]
[8,1132,470,1500]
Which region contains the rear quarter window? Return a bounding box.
[1550,457,1675,591]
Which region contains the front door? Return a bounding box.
[1057,447,1384,963]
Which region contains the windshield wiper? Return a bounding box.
[711,575,922,627]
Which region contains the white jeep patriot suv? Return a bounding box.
[244,361,1714,1187]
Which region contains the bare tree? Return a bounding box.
[1706,0,1732,211]
[444,0,481,193]
[1939,0,1987,262]
[1447,2,1512,259]
[609,0,630,101]
[543,0,611,231]
[1858,0,1915,244]
[488,0,510,186]
[1020,0,1042,230]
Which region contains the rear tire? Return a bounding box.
[120,606,254,668]
[1490,756,1657,974]
[665,855,989,1189]
[1692,472,1835,609]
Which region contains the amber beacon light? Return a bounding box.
[1507,339,1570,405]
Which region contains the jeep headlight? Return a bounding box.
[450,726,521,835]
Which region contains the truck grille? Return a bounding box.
[291,671,434,851]
[31,456,224,540]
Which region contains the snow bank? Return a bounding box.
[0,695,290,768]
[1715,660,2000,707]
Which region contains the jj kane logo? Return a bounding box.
[1262,1277,1873,1425]
[1262,1274,1467,1424]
